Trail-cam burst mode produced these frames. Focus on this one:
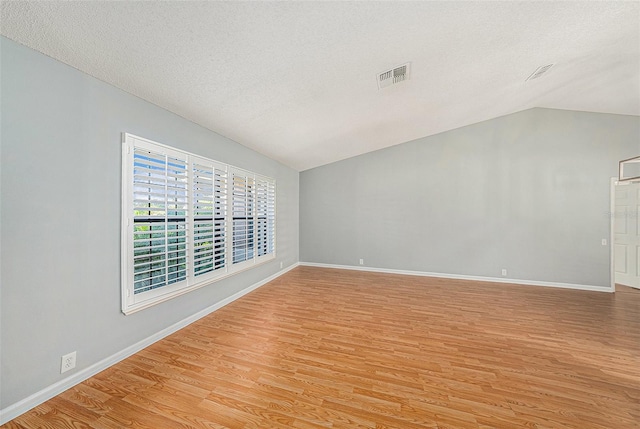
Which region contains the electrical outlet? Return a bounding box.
[501,269,507,277]
[601,239,607,246]
[61,351,76,374]
[359,258,364,265]
[280,261,283,269]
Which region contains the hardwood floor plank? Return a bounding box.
[3,267,640,428]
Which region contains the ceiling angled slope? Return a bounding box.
[1,1,639,171]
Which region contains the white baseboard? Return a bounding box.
[299,262,614,293]
[0,262,299,425]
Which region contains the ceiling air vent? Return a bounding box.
[378,63,411,89]
[526,64,554,81]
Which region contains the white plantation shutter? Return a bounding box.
[122,134,276,314]
[231,170,255,265]
[132,147,188,294]
[256,176,275,257]
[192,159,227,278]
[230,168,276,266]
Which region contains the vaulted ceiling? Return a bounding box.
[2,1,639,170]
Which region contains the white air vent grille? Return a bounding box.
[378,63,411,89]
[526,64,554,81]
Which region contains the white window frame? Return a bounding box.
[121,133,276,314]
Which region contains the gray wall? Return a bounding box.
[300,108,639,287]
[0,37,299,408]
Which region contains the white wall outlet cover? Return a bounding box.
[61,351,76,374]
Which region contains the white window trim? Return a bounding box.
[121,133,276,314]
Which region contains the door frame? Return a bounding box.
[610,177,616,291]
[610,176,640,291]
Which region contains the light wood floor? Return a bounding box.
[4,267,640,428]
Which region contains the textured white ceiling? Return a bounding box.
[2,1,639,171]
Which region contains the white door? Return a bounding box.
[614,181,640,289]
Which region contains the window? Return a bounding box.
[121,133,275,314]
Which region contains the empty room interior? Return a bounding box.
[1,1,640,428]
